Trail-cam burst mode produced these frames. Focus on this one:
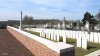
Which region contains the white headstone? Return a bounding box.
[68,31,71,38]
[46,33,48,38]
[57,34,60,42]
[67,31,70,38]
[59,30,62,36]
[86,32,90,41]
[82,37,87,50]
[77,37,82,48]
[70,31,72,38]
[63,34,66,43]
[73,31,76,39]
[94,33,99,43]
[90,32,94,42]
[98,33,100,43]
[76,31,79,39]
[53,34,57,41]
[48,33,51,39]
[42,32,45,38]
[51,31,54,40]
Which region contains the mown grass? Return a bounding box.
[26,31,100,56]
[26,30,40,36]
[75,42,100,56]
[25,30,57,42]
[59,37,100,56]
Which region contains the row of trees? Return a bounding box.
[22,15,60,25]
[22,15,33,25]
[22,11,100,30]
[22,11,100,25]
[81,11,100,30]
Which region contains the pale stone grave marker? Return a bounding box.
[53,33,57,41]
[94,33,99,43]
[57,33,60,42]
[63,33,66,43]
[48,33,50,39]
[77,36,82,48]
[82,37,87,50]
[86,32,90,41]
[98,33,100,43]
[51,33,54,40]
[90,32,94,42]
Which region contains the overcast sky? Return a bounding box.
[0,0,100,21]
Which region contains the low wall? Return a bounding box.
[7,26,75,56]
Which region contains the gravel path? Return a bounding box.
[0,29,34,56]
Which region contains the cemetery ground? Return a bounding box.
[26,30,100,56]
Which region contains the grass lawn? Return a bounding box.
[25,30,40,36]
[75,42,100,56]
[26,31,100,56]
[60,38,100,56]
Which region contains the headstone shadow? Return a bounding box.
[87,45,97,50]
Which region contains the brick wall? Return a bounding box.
[7,26,75,56]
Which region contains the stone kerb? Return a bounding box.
[7,26,75,56]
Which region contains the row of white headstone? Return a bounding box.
[40,30,60,42]
[39,29,100,44]
[77,35,87,49]
[39,29,87,49]
[24,28,100,49]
